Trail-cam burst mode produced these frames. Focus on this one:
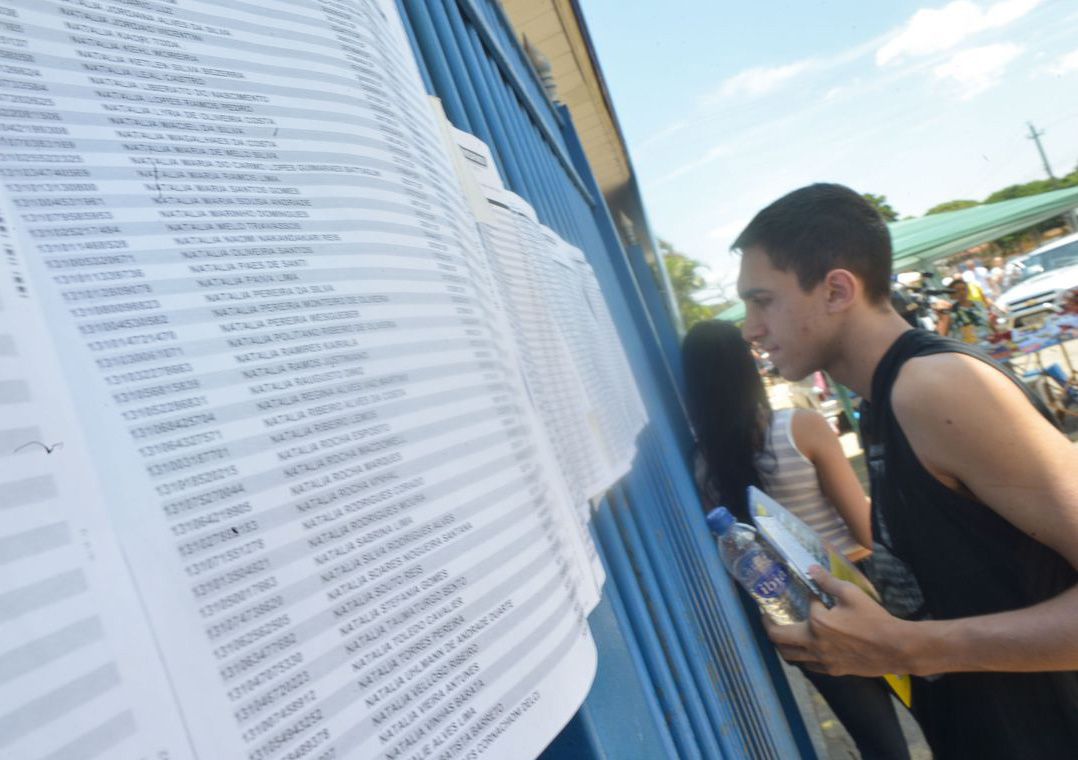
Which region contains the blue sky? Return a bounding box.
[578,0,1078,299]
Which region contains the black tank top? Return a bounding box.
[861,329,1078,759]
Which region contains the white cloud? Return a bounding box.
[654,144,731,184]
[1048,49,1078,76]
[933,42,1023,98]
[637,119,689,151]
[876,0,1041,66]
[706,219,748,241]
[824,85,847,101]
[702,60,813,103]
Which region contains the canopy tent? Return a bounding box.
[717,185,1078,322]
[889,184,1078,272]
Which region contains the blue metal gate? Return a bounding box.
[394,2,815,756]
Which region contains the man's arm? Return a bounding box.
[768,352,1078,677]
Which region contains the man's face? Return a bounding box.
[737,246,831,381]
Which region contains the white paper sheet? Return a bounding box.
[0,2,597,759]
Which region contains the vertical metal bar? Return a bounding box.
[458,0,567,134]
[639,432,814,758]
[625,242,685,392]
[514,114,575,238]
[458,24,530,197]
[433,0,511,181]
[608,489,728,759]
[592,504,703,760]
[477,50,557,221]
[541,532,681,760]
[622,458,784,757]
[393,0,434,93]
[398,0,471,130]
[424,0,496,148]
[453,0,592,201]
[631,460,780,750]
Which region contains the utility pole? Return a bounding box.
[1026,121,1058,185]
[1028,121,1078,231]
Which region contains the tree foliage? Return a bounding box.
[984,177,1076,203]
[658,239,716,330]
[925,199,979,215]
[861,193,899,222]
[913,161,1078,252]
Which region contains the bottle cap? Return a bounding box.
[706,506,735,535]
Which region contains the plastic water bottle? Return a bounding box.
[707,506,811,625]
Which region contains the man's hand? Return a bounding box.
[765,566,916,677]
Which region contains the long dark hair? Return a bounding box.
[682,320,772,520]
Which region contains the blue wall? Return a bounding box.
[394,2,815,756]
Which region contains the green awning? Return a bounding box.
[889,184,1078,271]
[717,185,1078,322]
[717,300,745,322]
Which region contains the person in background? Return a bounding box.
[960,259,989,291]
[987,256,1006,300]
[734,183,1078,759]
[935,277,991,344]
[683,320,909,760]
[973,258,989,289]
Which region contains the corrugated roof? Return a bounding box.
[717,186,1078,322]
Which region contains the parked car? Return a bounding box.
[997,232,1078,330]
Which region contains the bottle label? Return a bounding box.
[734,549,790,599]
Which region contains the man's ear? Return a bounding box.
[823,269,858,313]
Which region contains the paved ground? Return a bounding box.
[782,661,931,760]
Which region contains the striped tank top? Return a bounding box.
[756,408,862,556]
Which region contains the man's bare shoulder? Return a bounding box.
[888,350,1073,492]
[890,351,1026,419]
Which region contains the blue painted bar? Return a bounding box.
[608,488,728,759]
[541,531,681,760]
[424,0,496,149]
[592,504,703,760]
[455,0,593,203]
[625,242,686,394]
[393,0,434,92]
[399,0,471,131]
[624,454,803,757]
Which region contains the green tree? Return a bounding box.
[977,169,1078,252]
[984,178,1063,203]
[659,239,716,330]
[862,193,899,222]
[925,199,980,215]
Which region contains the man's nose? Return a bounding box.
[742,317,764,343]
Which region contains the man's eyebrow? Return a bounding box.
[739,288,770,300]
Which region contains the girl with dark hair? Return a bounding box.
[683,320,909,760]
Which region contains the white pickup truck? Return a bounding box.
[998,232,1078,331]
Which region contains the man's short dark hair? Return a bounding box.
[733,183,892,303]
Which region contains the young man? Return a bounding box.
[734,184,1078,759]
